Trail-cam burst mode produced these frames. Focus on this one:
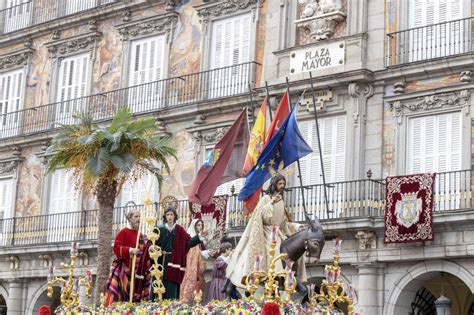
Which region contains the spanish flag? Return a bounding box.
[243,97,267,176]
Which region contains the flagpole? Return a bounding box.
[248,83,257,121]
[285,77,311,222]
[309,72,331,218]
[264,81,273,121]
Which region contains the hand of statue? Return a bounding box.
[298,225,306,231]
[201,230,209,238]
[129,248,140,256]
[271,194,282,204]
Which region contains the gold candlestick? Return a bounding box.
[144,197,166,301]
[310,239,354,315]
[244,239,296,305]
[47,243,92,308]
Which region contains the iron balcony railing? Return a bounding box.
[1,170,471,247]
[386,17,473,66]
[0,0,117,34]
[0,61,258,139]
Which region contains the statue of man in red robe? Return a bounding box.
[104,208,151,305]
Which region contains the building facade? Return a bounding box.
[0,0,473,314]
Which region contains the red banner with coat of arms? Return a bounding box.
[189,195,228,255]
[384,173,435,243]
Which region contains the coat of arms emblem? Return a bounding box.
[395,192,422,228]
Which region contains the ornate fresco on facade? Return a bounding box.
[404,75,459,93]
[161,129,196,199]
[254,0,267,85]
[382,85,396,178]
[94,16,123,94]
[168,2,202,103]
[15,148,42,217]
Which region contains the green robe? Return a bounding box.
[151,224,200,300]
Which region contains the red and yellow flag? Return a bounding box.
[243,96,267,176]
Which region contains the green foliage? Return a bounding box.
[47,108,177,192]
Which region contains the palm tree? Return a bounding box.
[47,108,177,302]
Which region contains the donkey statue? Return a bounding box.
[280,211,325,302]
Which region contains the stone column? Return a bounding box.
[356,264,379,315]
[6,281,23,315]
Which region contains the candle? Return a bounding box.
[286,271,295,288]
[285,258,294,271]
[271,225,279,242]
[334,238,341,254]
[85,269,92,282]
[328,270,335,284]
[72,279,78,292]
[348,284,354,298]
[253,255,261,271]
[70,241,78,256]
[47,266,54,282]
[336,267,341,278]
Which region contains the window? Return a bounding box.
[65,0,96,16]
[407,112,462,210]
[3,0,32,32]
[209,13,251,97]
[0,177,14,238]
[56,53,90,125]
[0,178,14,220]
[116,172,160,207]
[407,112,461,174]
[47,169,80,242]
[0,68,24,138]
[128,35,166,113]
[295,116,346,219]
[409,0,465,61]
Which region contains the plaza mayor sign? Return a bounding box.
[290,41,345,75]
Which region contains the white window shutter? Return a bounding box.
[0,69,23,115]
[296,117,346,186]
[49,169,79,214]
[0,178,13,219]
[334,116,346,182]
[211,14,251,69]
[408,112,461,174]
[117,173,159,207]
[57,53,89,102]
[129,35,165,86]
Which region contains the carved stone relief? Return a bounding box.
[45,31,102,57]
[0,48,34,71]
[348,82,373,125]
[202,127,229,144]
[391,90,471,122]
[355,230,377,250]
[196,0,257,32]
[296,0,346,41]
[116,12,178,42]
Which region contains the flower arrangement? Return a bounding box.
[54,299,323,314]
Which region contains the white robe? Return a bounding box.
[226,194,307,288]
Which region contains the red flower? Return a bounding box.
[262,302,280,315]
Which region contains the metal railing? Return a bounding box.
[0,0,117,34]
[386,17,473,66]
[0,61,258,139]
[1,170,470,247]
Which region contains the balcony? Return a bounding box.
[1,170,470,248]
[385,17,473,66]
[0,0,117,34]
[0,62,259,139]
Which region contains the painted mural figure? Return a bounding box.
[152,205,203,300]
[104,209,151,305]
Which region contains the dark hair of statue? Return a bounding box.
[194,219,204,231]
[162,206,179,223]
[265,173,286,196]
[219,242,233,254]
